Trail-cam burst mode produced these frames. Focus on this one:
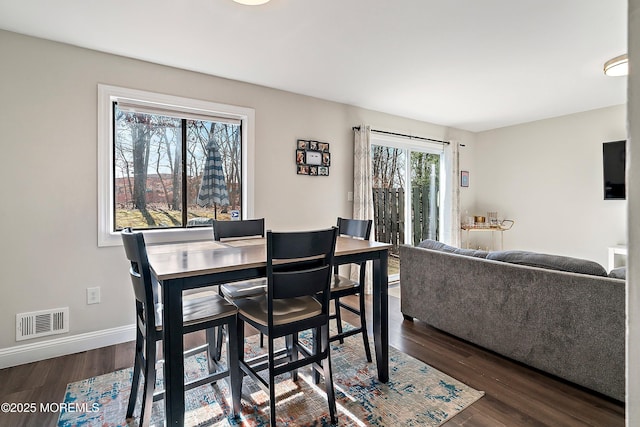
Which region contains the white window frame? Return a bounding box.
[97,84,255,247]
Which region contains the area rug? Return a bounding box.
[58,329,483,426]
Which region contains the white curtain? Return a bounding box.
[353,125,374,293]
[441,141,461,247]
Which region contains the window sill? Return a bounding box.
[99,227,214,247]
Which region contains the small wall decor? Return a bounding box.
[461,170,470,187]
[296,139,330,176]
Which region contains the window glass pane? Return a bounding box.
[114,106,183,230]
[113,104,242,231]
[371,145,406,278]
[371,144,442,279]
[410,152,440,244]
[186,121,242,224]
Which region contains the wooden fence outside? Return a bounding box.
[373,186,439,253]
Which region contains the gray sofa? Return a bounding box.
[399,241,625,401]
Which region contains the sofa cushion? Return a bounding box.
[609,267,627,280]
[486,250,608,277]
[418,239,489,258]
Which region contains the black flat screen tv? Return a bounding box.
[603,140,626,200]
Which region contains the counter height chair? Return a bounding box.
[121,228,241,426]
[212,218,267,359]
[234,227,339,426]
[329,217,373,363]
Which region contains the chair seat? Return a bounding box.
[220,278,267,300]
[331,274,359,292]
[234,295,321,326]
[155,294,237,329]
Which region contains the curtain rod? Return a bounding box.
[352,126,449,145]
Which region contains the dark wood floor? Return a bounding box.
[0,294,625,426]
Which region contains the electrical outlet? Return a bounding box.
[87,287,101,305]
[347,191,353,201]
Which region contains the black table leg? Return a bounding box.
[163,278,185,426]
[372,249,389,382]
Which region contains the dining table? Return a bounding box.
[146,234,391,426]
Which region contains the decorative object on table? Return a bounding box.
[487,211,498,226]
[460,170,469,187]
[58,327,484,427]
[296,139,330,176]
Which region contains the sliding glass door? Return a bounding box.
[371,134,443,281]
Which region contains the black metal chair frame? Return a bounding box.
[121,228,241,426]
[330,217,373,363]
[213,218,265,242]
[212,218,267,359]
[235,227,339,426]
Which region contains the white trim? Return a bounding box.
[370,132,444,152]
[97,84,255,247]
[0,325,135,369]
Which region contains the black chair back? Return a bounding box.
[121,228,157,325]
[335,217,372,275]
[337,217,372,240]
[266,227,338,315]
[213,218,265,241]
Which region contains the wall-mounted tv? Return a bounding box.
[603,140,626,200]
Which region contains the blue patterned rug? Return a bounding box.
[58,329,483,426]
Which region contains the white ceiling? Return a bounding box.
[0,0,628,132]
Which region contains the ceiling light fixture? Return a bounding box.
[604,54,629,77]
[233,0,270,5]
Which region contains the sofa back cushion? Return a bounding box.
[486,250,608,277]
[609,267,627,280]
[418,239,489,258]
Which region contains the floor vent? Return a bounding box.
[16,307,69,341]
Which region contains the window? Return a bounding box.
[371,133,444,280]
[98,85,255,246]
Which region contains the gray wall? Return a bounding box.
[473,105,626,268]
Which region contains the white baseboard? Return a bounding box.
[0,324,136,369]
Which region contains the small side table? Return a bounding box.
[608,245,627,271]
[461,220,514,251]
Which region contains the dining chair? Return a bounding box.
[212,218,267,359]
[329,217,373,362]
[233,227,339,426]
[121,228,241,426]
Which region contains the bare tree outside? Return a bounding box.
[113,105,242,230]
[372,146,405,189]
[371,144,441,277]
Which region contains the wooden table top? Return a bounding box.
[147,236,391,280]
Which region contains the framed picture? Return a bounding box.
[295,139,330,176]
[461,170,470,187]
[322,152,331,166]
[305,150,323,165]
